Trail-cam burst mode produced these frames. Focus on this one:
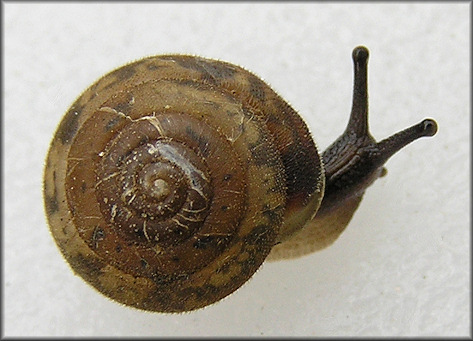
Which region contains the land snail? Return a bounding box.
[43,46,438,313]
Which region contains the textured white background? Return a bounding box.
[4,2,470,337]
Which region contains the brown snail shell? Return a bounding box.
[43,54,324,312]
[44,47,437,313]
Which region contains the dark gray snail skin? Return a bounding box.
[43,46,438,313]
[269,47,437,259]
[319,47,436,215]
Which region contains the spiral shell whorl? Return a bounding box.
[97,123,212,246]
[44,54,323,312]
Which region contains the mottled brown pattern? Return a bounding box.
[57,104,83,144]
[91,226,105,249]
[270,100,322,199]
[185,126,211,157]
[280,142,317,197]
[105,115,123,132]
[113,64,137,81]
[261,203,282,225]
[43,169,59,214]
[113,99,133,116]
[102,64,138,90]
[244,224,272,245]
[69,253,107,288]
[44,192,59,215]
[146,63,160,71]
[193,235,223,249]
[163,56,237,85]
[44,53,318,313]
[248,75,266,101]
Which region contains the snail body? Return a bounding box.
[44,47,437,312]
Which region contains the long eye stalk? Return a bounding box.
[319,46,438,215]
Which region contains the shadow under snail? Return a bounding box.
[43,46,438,313]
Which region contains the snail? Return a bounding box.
[43,46,438,313]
